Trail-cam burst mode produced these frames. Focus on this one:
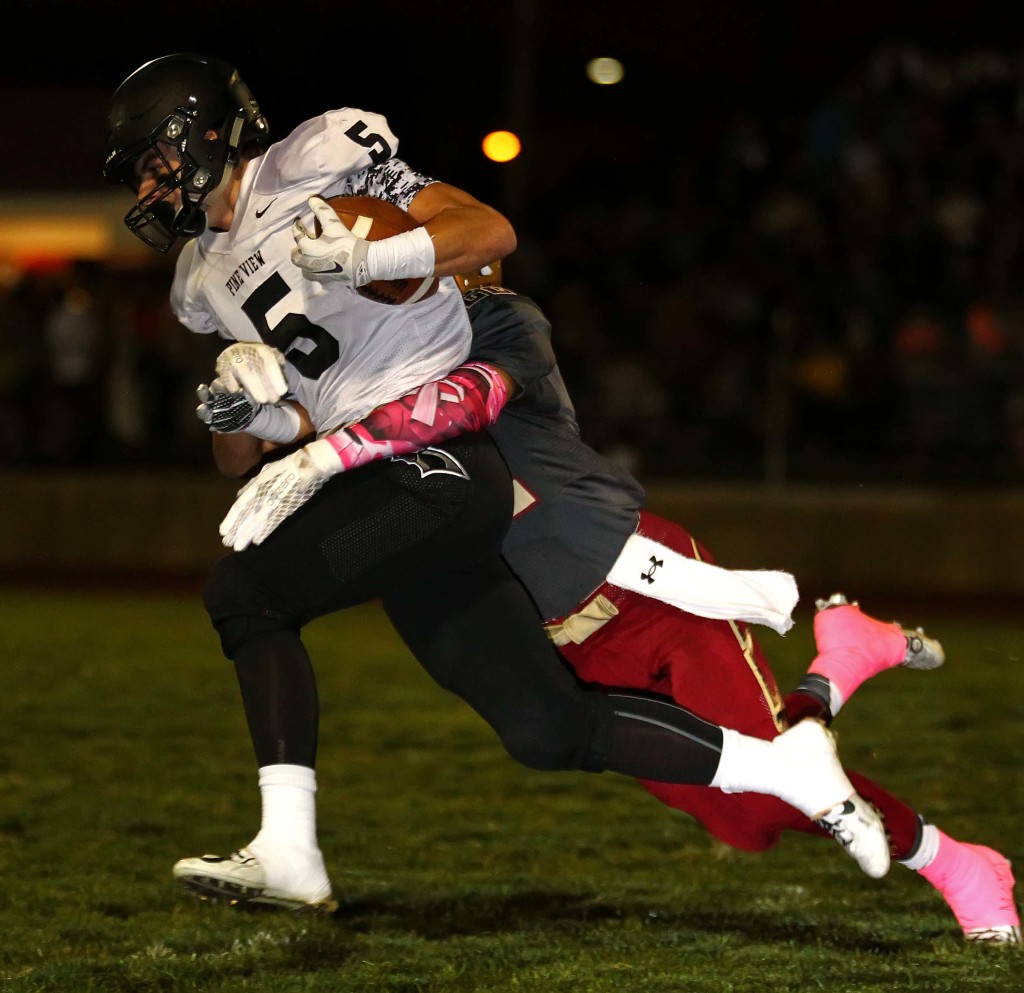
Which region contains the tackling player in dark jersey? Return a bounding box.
[460,284,1019,944]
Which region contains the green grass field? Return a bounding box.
[1,589,1021,992]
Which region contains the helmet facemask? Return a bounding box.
[103,54,269,253]
[108,104,235,252]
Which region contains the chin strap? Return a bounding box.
[176,200,207,238]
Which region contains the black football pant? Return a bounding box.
[203,431,724,784]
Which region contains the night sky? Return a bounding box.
[3,0,1023,201]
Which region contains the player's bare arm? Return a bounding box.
[213,431,266,479]
[211,400,315,479]
[406,182,517,276]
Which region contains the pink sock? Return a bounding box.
[913,828,1020,935]
[807,604,905,711]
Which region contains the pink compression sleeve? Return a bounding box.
[322,362,509,471]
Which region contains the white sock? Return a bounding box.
[248,763,331,899]
[709,725,849,818]
[900,822,940,870]
[254,764,319,848]
[710,728,779,796]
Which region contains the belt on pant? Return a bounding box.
[543,593,619,646]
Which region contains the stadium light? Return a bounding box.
[586,57,624,85]
[482,130,522,163]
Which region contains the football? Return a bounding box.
[319,195,439,305]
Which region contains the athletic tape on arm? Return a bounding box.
[365,226,436,280]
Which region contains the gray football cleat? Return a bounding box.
[900,626,945,671]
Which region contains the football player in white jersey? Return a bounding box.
[104,54,894,915]
[103,52,514,440]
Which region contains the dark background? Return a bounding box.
[5,1,1022,197]
[4,1,1024,484]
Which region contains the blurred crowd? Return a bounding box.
[0,259,221,470]
[3,42,1024,484]
[515,42,1024,483]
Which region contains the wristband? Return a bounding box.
[365,226,435,281]
[246,403,302,444]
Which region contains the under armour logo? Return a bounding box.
[640,555,663,584]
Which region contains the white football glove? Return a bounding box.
[219,438,343,551]
[290,195,371,287]
[215,342,289,404]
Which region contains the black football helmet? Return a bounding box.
[103,53,270,252]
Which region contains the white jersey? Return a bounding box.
[170,108,469,434]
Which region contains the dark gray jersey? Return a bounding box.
[464,286,644,620]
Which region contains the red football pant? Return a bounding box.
[554,511,920,856]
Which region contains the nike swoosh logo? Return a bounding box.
[254,198,277,219]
